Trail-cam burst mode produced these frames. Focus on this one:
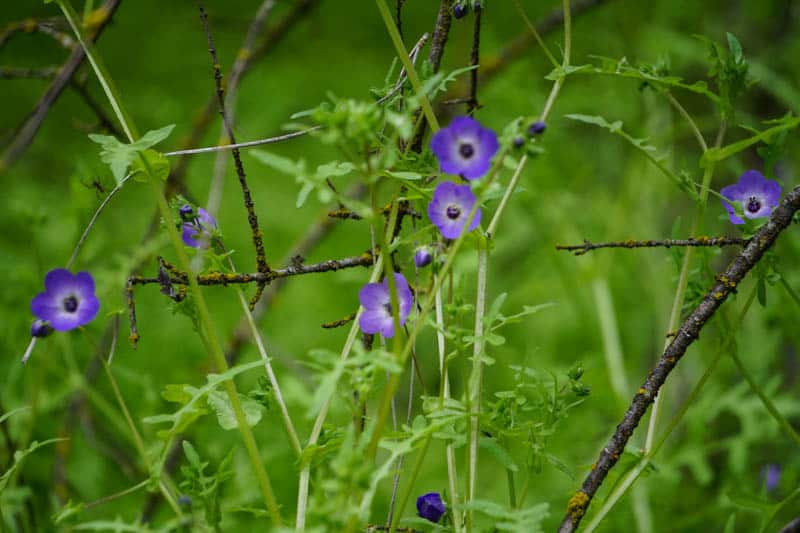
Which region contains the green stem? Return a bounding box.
[760,486,800,533]
[84,479,149,509]
[388,434,433,533]
[465,243,488,533]
[375,0,440,132]
[729,348,800,446]
[506,467,517,508]
[58,1,282,522]
[779,277,800,308]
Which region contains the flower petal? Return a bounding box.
[44,268,74,293]
[359,282,388,309]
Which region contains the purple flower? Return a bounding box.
[30,319,53,338]
[720,170,781,225]
[181,207,217,248]
[31,269,100,331]
[761,464,781,492]
[453,3,469,18]
[430,116,499,180]
[416,492,446,523]
[179,204,194,221]
[428,181,481,239]
[414,246,433,268]
[358,272,413,338]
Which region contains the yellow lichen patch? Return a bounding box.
[637,387,646,395]
[567,491,590,520]
[713,291,725,300]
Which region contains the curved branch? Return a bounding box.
[558,185,800,532]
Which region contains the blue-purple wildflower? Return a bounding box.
[416,492,446,523]
[430,116,499,180]
[414,246,433,268]
[181,207,217,248]
[358,272,413,338]
[720,170,781,225]
[453,2,469,18]
[428,181,481,239]
[31,269,99,332]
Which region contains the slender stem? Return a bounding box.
[506,467,517,508]
[665,92,708,152]
[164,127,319,157]
[83,479,150,509]
[375,0,440,132]
[511,0,560,69]
[760,486,800,533]
[59,4,282,522]
[779,277,800,308]
[388,434,433,533]
[729,349,800,446]
[539,0,571,123]
[233,284,303,456]
[465,244,488,533]
[486,155,528,237]
[436,283,462,532]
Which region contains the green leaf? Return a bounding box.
[88,124,175,185]
[130,149,170,182]
[480,436,518,472]
[206,391,263,430]
[250,149,301,175]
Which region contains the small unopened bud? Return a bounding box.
[414,247,433,268]
[527,121,546,136]
[179,204,194,221]
[31,319,53,338]
[568,362,584,380]
[453,3,469,19]
[513,136,525,149]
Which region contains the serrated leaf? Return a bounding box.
[88,124,174,185]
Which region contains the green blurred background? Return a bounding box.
[1,0,799,531]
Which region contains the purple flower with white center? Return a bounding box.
[761,464,781,492]
[720,170,781,225]
[358,272,413,338]
[428,181,481,239]
[430,116,499,180]
[416,492,446,523]
[414,246,433,268]
[31,269,100,331]
[30,319,53,338]
[181,207,217,248]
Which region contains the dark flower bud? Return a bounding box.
[31,319,53,338]
[178,494,192,507]
[416,492,446,523]
[414,246,433,268]
[453,3,469,19]
[474,1,483,11]
[513,136,525,149]
[179,204,194,221]
[527,121,546,136]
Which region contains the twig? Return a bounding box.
[321,312,357,329]
[556,236,748,256]
[0,0,121,173]
[328,203,420,220]
[558,184,800,532]
[467,5,482,114]
[199,6,271,311]
[208,0,276,216]
[0,18,74,49]
[0,66,59,79]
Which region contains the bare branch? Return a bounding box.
[556,236,747,256]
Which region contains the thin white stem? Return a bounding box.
[295,255,385,531]
[486,155,527,237]
[466,246,488,533]
[163,128,319,157]
[436,283,462,532]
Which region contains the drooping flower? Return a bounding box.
[31,269,100,331]
[720,170,781,225]
[430,116,499,180]
[182,207,217,248]
[761,464,781,492]
[416,492,446,523]
[428,181,481,239]
[414,246,433,268]
[358,272,413,338]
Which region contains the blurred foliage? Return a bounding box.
[1,0,800,532]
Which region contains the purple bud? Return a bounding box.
[414,247,433,268]
[527,121,546,136]
[31,319,53,338]
[513,136,525,149]
[179,204,194,221]
[762,464,781,492]
[417,492,446,523]
[178,494,192,506]
[453,3,469,19]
